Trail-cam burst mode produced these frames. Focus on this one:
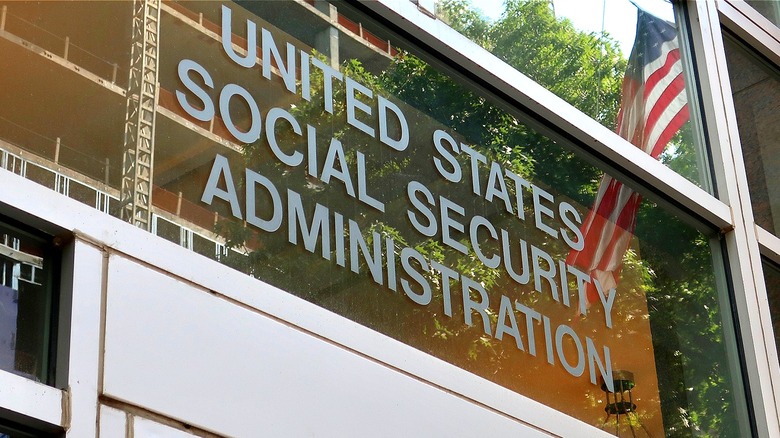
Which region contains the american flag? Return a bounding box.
[566,10,689,306]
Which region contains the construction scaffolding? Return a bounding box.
[120,0,161,230]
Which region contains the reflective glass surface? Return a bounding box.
[0,1,749,434]
[723,33,780,235]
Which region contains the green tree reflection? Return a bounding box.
[437,1,740,436]
[216,1,740,436]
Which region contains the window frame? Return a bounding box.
[0,203,70,435]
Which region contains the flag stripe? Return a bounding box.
[650,104,690,158]
[642,61,684,145]
[641,38,679,81]
[625,52,684,151]
[645,73,685,138]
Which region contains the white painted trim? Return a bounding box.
[758,226,780,264]
[0,369,63,428]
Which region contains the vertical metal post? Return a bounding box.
[1,6,7,31]
[112,63,118,84]
[120,0,160,230]
[328,4,339,69]
[64,36,69,60]
[104,158,110,184]
[314,2,340,68]
[54,137,60,163]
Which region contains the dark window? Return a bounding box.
[0,415,62,437]
[763,259,780,354]
[0,217,61,384]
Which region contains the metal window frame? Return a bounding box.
[0,214,68,435]
[716,0,780,435]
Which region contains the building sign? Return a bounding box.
[167,3,662,431]
[0,1,748,435]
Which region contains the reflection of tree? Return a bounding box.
[635,208,739,437]
[214,1,740,436]
[436,1,742,436]
[440,0,624,204]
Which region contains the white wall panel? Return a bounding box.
[98,405,126,438]
[134,416,195,438]
[102,255,553,437]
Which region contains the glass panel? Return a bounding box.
[763,259,780,355]
[192,233,217,258]
[24,163,55,190]
[154,216,182,246]
[0,0,749,434]
[746,1,780,27]
[68,180,97,208]
[722,33,780,234]
[0,218,58,384]
[436,0,711,191]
